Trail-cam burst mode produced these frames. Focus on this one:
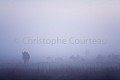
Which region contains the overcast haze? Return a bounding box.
[0,0,120,63]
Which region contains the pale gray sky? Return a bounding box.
[0,0,120,62]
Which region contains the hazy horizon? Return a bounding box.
[0,0,120,63]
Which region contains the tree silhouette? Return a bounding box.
[22,51,30,65]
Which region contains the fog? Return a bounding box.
[0,0,120,63]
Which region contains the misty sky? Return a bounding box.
[0,0,120,62]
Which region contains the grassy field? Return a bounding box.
[0,62,120,80]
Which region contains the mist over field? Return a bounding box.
[0,0,120,80]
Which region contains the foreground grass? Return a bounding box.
[0,63,120,80]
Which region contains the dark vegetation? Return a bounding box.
[0,62,120,80]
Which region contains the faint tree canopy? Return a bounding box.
[22,51,30,65]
